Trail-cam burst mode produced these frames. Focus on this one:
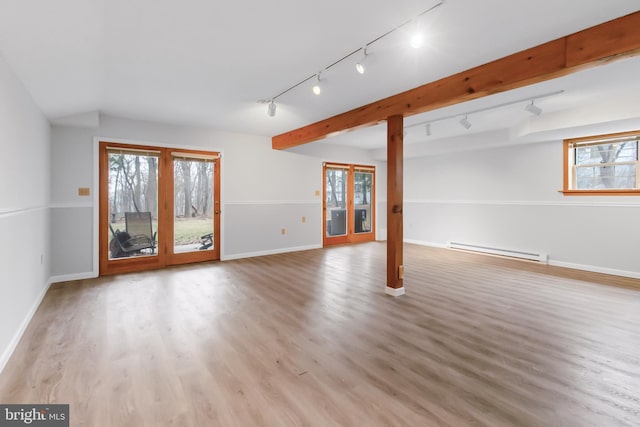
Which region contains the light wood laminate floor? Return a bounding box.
[1,243,639,426]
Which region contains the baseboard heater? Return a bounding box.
[447,241,548,264]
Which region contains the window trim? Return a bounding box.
[562,130,640,196]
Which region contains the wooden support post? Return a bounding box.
[386,115,405,296]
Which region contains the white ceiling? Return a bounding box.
[0,0,639,152]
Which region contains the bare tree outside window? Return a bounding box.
[574,140,638,189]
[109,153,158,220]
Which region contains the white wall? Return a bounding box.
[50,116,386,276]
[0,57,51,372]
[50,115,380,277]
[404,140,640,278]
[50,125,95,279]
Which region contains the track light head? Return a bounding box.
[355,46,368,75]
[409,20,424,48]
[459,115,472,130]
[525,100,542,116]
[267,100,276,117]
[410,33,424,48]
[312,73,322,95]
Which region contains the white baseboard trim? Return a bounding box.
[385,286,406,297]
[403,239,448,249]
[50,272,98,284]
[0,279,52,375]
[222,244,322,261]
[548,260,640,280]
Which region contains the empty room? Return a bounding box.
[1,1,639,426]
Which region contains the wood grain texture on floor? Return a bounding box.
[1,243,639,426]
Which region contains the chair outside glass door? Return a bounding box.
[105,147,160,261]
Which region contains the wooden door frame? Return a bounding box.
[350,165,376,244]
[99,141,164,275]
[322,162,376,247]
[164,149,221,266]
[323,163,350,246]
[99,141,220,276]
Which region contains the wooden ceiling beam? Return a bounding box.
[272,11,640,150]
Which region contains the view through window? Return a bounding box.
[564,131,640,194]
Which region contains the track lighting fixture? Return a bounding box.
[459,115,472,130]
[312,73,322,95]
[355,47,368,75]
[525,100,542,116]
[410,26,424,49]
[267,100,276,117]
[410,33,424,48]
[409,18,424,48]
[259,1,445,107]
[404,90,564,136]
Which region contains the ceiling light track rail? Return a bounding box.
[259,0,445,115]
[405,89,565,130]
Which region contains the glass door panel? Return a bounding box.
[325,167,348,238]
[172,157,215,254]
[354,171,373,234]
[107,149,159,260]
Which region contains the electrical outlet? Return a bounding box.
[281,228,286,235]
[314,190,321,196]
[78,187,90,196]
[301,216,306,223]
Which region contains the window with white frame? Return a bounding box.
[564,131,640,194]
